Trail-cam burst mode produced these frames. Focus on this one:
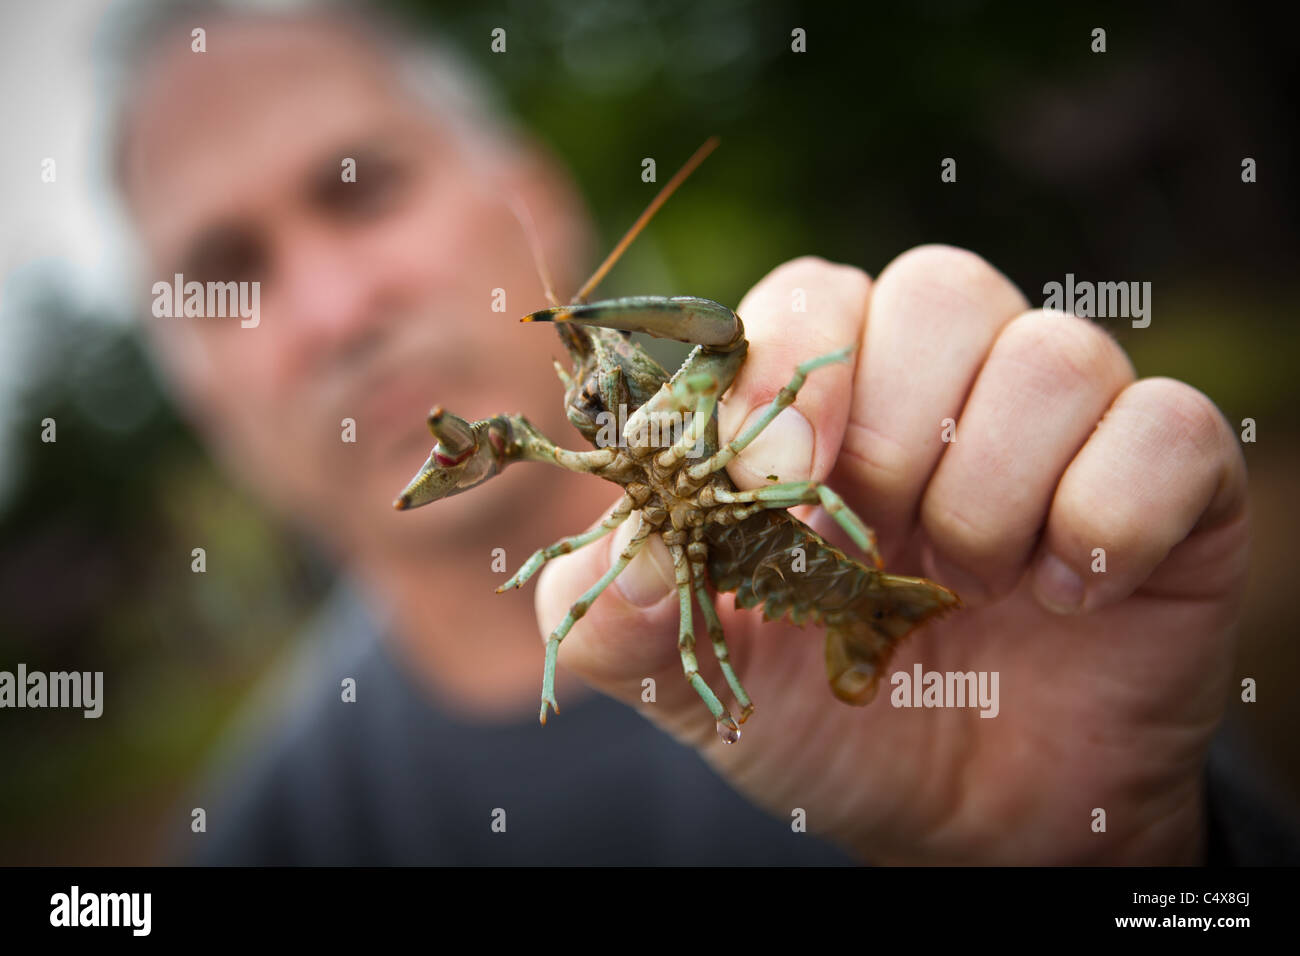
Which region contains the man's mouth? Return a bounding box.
[313,318,481,461]
[357,373,434,443]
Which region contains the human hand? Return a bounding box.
[535,248,1249,864]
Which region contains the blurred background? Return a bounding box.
[1,0,1296,863]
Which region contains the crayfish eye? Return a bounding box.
[578,377,604,413]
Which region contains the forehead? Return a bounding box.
[121,16,436,254]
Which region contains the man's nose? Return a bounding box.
[275,231,387,362]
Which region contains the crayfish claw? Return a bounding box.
[426,407,477,455]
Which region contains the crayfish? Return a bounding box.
[394,138,959,742]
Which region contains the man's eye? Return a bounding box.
[316,155,410,219]
[185,232,267,285]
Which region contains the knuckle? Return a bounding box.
[921,493,1000,560]
[840,421,914,493]
[875,244,1028,324]
[739,259,869,366]
[823,260,873,303]
[743,257,854,324]
[1128,377,1231,459]
[761,257,871,307]
[786,253,833,270]
[1052,470,1143,552]
[994,309,1133,390]
[764,254,836,286]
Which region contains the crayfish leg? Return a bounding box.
[498,495,635,593]
[687,344,855,481]
[539,515,654,725]
[693,576,754,723]
[689,527,754,722]
[711,480,883,568]
[670,543,740,743]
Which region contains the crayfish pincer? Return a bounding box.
[395,138,959,742]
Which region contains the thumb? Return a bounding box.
[533,505,716,733]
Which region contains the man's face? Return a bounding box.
[120,17,584,553]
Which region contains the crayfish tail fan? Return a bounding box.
[824,575,962,705]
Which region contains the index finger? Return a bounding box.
[717,256,872,491]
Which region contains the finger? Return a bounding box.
[1029,377,1249,615]
[837,245,1030,559]
[919,309,1137,603]
[717,256,871,490]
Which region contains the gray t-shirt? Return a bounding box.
[173,581,1300,866]
[176,581,857,865]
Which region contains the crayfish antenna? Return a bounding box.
[572,136,720,304]
[506,194,562,308]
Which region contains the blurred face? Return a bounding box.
[119,16,584,554]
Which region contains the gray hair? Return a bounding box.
[98,0,518,197]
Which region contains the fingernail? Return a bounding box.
[1033,553,1085,615]
[610,519,675,607]
[731,406,814,485]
